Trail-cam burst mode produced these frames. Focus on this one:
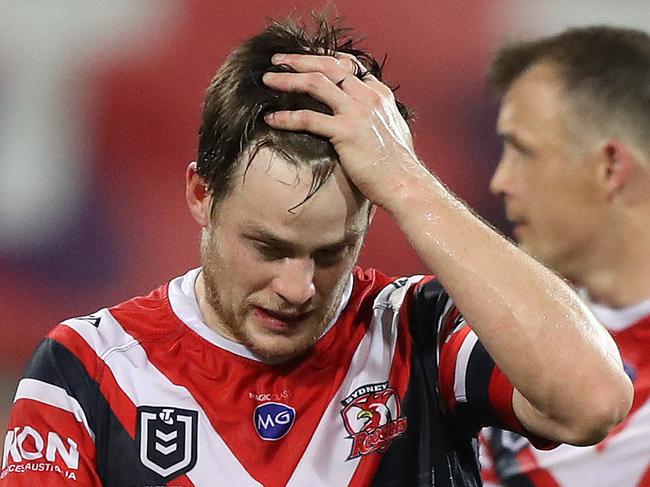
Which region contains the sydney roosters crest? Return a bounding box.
[340,382,407,459]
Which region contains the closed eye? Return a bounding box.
[313,245,353,267]
[250,239,352,266]
[502,134,534,158]
[251,240,292,261]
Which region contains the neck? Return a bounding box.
[568,217,650,308]
[194,270,240,342]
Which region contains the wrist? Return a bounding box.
[382,166,448,219]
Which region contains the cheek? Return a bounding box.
[522,173,560,214]
[314,257,357,298]
[230,253,274,296]
[313,270,340,297]
[204,231,262,290]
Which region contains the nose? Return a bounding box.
[271,257,316,307]
[490,156,511,196]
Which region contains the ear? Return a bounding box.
[185,162,212,227]
[600,139,634,198]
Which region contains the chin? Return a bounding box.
[244,332,316,364]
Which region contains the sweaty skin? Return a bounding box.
[186,149,369,364]
[262,52,633,446]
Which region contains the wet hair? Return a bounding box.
[197,13,412,214]
[488,25,650,155]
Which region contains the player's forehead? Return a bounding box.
[218,146,370,243]
[503,63,565,112]
[498,64,571,146]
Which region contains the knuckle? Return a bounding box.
[295,110,312,126]
[381,85,395,99]
[338,52,359,64]
[336,52,362,73]
[306,72,325,89]
[328,56,343,69]
[368,91,384,108]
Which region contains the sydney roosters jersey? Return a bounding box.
[2,267,535,486]
[480,297,650,487]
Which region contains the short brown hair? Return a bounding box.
[488,25,650,155]
[197,13,411,213]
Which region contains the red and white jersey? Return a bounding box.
[480,295,650,487]
[2,268,536,486]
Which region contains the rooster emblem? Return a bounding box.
[351,389,395,430]
[341,383,408,459]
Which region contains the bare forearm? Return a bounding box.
[386,168,632,442]
[260,52,632,443]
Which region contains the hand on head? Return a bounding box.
[262,52,423,210]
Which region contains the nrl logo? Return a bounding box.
[340,382,407,460]
[137,406,198,481]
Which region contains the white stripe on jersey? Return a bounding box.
[453,330,479,403]
[527,398,650,486]
[286,275,425,486]
[14,378,96,441]
[435,297,455,368]
[62,311,262,487]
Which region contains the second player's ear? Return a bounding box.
[600,139,634,198]
[185,162,212,227]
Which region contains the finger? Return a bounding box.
[263,71,350,113]
[334,52,369,77]
[264,109,339,139]
[271,53,349,83]
[272,53,369,79]
[357,73,395,99]
[271,53,375,102]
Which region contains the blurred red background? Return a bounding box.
[3,0,643,428]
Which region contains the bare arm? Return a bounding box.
[262,53,633,444]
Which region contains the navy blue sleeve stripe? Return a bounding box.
[408,279,449,349]
[456,340,501,431]
[22,337,165,486]
[25,338,101,435]
[486,428,538,487]
[370,278,483,486]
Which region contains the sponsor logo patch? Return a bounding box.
[340,382,407,459]
[1,426,79,480]
[253,402,296,441]
[137,406,198,481]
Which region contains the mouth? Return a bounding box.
[252,306,312,333]
[509,220,529,240]
[505,211,528,235]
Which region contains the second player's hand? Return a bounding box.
[262,53,428,210]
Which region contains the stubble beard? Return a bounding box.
[199,227,348,364]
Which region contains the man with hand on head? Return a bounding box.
[480,25,650,487]
[1,15,632,487]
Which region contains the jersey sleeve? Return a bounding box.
[477,428,503,486]
[411,278,556,449]
[1,335,102,486]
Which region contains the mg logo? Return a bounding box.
[2,426,79,469]
[137,406,198,481]
[253,402,296,441]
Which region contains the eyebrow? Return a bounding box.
[500,132,534,156]
[242,222,365,252]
